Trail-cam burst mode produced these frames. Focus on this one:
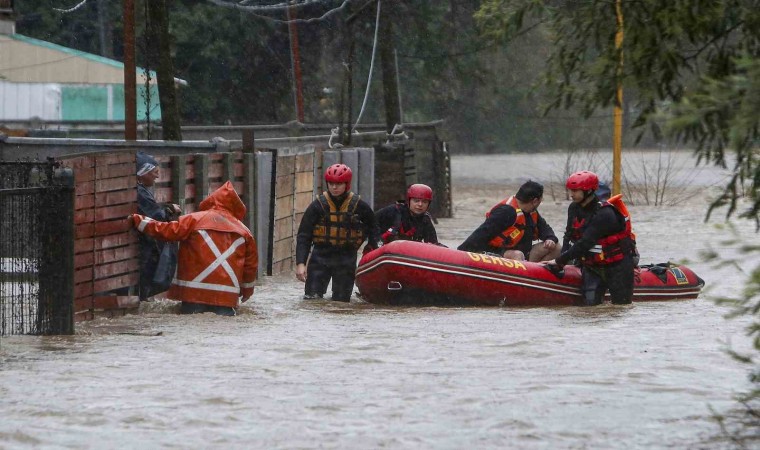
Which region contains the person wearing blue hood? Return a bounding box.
[596,182,611,201]
[136,152,182,301]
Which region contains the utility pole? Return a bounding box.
[612,0,624,196]
[123,0,136,140]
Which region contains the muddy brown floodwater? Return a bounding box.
[1,152,757,449]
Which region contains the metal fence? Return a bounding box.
[0,161,74,335]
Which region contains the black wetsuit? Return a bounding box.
[558,197,635,306]
[375,202,439,244]
[296,192,380,302]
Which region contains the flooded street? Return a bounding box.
[1,152,758,449]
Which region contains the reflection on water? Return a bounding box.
[0,283,752,449]
[2,175,758,448]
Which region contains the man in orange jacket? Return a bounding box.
[128,181,258,316]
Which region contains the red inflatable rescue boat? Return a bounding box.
[355,241,704,306]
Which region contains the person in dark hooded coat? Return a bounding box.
[135,152,181,301]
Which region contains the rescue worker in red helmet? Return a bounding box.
[458,180,558,261]
[541,171,637,306]
[128,181,258,316]
[295,164,380,302]
[375,184,440,245]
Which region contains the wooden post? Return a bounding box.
[243,152,257,240]
[222,152,234,184]
[265,150,277,275]
[194,154,209,206]
[170,155,186,210]
[242,129,255,153]
[286,2,305,123]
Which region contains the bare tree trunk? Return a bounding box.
[147,0,182,141]
[96,0,113,58]
[378,1,400,133]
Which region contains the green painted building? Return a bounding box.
[0,33,173,121]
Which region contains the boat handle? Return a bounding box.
[387,281,403,291]
[543,264,565,279]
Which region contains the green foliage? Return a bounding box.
[664,56,760,226]
[476,0,760,215]
[14,0,603,151]
[16,0,122,57]
[711,249,760,441]
[477,0,760,439]
[169,1,293,124]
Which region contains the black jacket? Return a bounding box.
[375,202,439,244]
[137,183,175,251]
[557,198,627,266]
[458,204,557,254]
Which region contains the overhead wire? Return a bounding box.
[207,0,350,24]
[236,0,337,10]
[53,0,90,13]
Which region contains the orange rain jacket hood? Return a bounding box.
[132,181,258,307]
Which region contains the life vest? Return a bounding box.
[485,196,530,250]
[381,203,433,243]
[487,196,539,237]
[571,195,635,266]
[607,194,637,242]
[312,192,366,249]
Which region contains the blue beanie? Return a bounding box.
[136,152,158,176]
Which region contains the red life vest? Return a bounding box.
[485,196,531,250]
[571,196,634,266]
[381,203,418,243]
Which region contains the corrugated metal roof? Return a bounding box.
[0,34,185,85]
[9,34,129,70]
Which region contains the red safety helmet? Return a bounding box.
[407,184,433,203]
[566,171,599,191]
[324,163,352,184]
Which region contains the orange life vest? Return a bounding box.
[488,196,539,235]
[485,196,531,250]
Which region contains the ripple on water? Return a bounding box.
[0,431,42,445]
[1,175,756,449]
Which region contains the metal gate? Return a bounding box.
[0,161,75,335]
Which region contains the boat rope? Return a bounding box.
[328,126,343,148]
[386,123,408,143]
[352,0,381,133]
